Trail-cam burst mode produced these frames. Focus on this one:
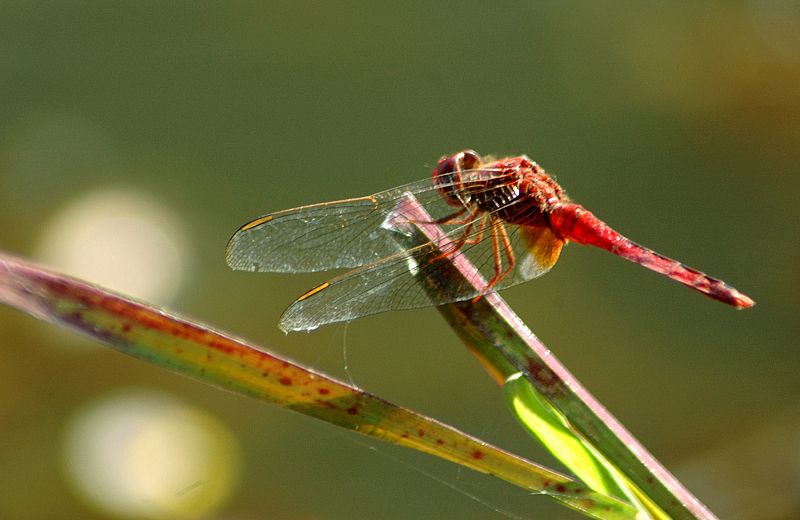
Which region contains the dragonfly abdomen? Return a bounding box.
[548,202,755,308]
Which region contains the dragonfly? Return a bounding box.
[227,150,754,332]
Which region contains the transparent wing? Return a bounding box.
[279,214,565,332]
[225,169,510,273]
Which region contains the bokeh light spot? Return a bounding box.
[62,389,241,520]
[36,188,189,304]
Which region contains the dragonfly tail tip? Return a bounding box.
[733,293,756,309]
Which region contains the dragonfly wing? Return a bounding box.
[279,244,445,332]
[278,220,565,332]
[227,196,399,273]
[226,182,453,273]
[516,226,565,281]
[226,168,513,274]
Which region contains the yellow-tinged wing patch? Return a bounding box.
[296,282,330,301]
[519,226,564,280]
[239,215,273,232]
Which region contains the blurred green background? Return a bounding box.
[1,2,798,519]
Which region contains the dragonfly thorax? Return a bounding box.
[434,151,568,228]
[483,157,565,227]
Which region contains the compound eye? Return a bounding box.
[457,150,482,171]
[433,150,483,207]
[435,149,482,177]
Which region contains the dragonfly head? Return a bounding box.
[432,149,483,207]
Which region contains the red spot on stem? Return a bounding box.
[526,359,561,394]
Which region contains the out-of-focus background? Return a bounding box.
[1,2,798,519]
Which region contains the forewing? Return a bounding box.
[226,169,509,273]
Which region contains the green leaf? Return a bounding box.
[505,373,629,499]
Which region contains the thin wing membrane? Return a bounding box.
[226,169,510,273]
[280,206,566,332]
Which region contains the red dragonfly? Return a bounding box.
[227,150,754,332]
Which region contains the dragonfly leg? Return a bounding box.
[471,218,516,303]
[429,206,484,262]
[463,213,488,246]
[435,212,489,261]
[494,219,516,286]
[430,216,476,262]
